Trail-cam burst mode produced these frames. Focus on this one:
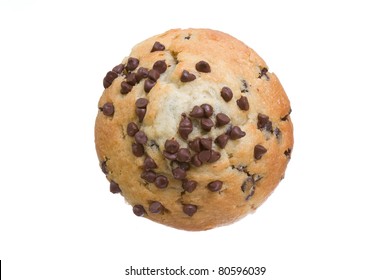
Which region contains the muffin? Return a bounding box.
[95,28,293,231]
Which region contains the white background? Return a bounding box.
[1,0,389,279]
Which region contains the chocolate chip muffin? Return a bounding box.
[95,28,293,231]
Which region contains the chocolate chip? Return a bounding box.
[149,201,164,213]
[136,108,146,122]
[127,122,139,136]
[241,80,249,93]
[153,60,167,74]
[264,121,273,132]
[201,118,214,131]
[105,71,118,80]
[195,61,211,73]
[133,205,146,217]
[198,150,211,163]
[141,170,156,183]
[274,127,282,139]
[103,78,112,88]
[208,150,221,163]
[144,78,156,93]
[225,125,233,135]
[260,67,268,75]
[236,96,249,111]
[241,177,254,192]
[120,81,133,94]
[207,180,223,192]
[257,113,269,125]
[241,177,256,201]
[246,187,256,201]
[135,98,148,108]
[215,134,229,148]
[259,67,269,80]
[164,139,180,153]
[135,67,149,82]
[163,151,177,160]
[172,167,186,180]
[183,204,198,216]
[101,160,108,174]
[132,143,144,157]
[134,131,148,144]
[112,64,125,74]
[284,148,292,159]
[201,104,213,117]
[188,138,201,152]
[189,105,204,118]
[180,70,196,82]
[191,154,202,167]
[148,69,160,81]
[220,86,233,102]
[176,161,190,171]
[135,99,148,122]
[126,72,137,86]
[177,148,191,162]
[103,71,118,88]
[155,175,168,188]
[253,174,262,182]
[143,156,157,170]
[216,113,230,127]
[184,34,191,40]
[281,108,292,121]
[182,180,197,193]
[254,145,267,160]
[151,41,165,52]
[126,57,139,71]
[110,181,121,193]
[149,140,160,149]
[102,102,114,116]
[230,126,246,140]
[200,138,212,150]
[232,164,248,173]
[171,160,189,170]
[178,115,193,140]
[257,113,272,132]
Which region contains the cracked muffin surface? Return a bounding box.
[95,28,293,231]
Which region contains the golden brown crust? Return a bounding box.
[95,28,293,231]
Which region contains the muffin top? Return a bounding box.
[95,28,293,231]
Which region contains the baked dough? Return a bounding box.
[95,28,293,231]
